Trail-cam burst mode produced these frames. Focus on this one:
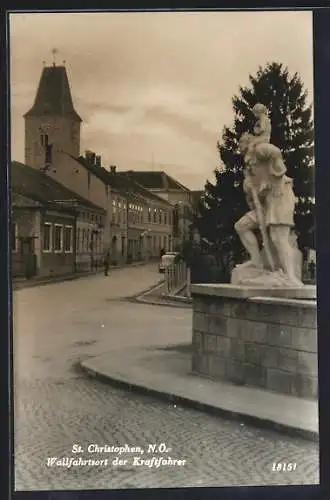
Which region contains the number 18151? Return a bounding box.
[272,462,297,472]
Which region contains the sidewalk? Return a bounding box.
[12,260,152,291]
[79,344,318,442]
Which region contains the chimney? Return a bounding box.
[110,165,116,174]
[95,155,101,167]
[85,150,94,164]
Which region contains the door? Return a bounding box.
[20,237,37,279]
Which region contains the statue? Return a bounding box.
[232,103,303,287]
[245,103,272,164]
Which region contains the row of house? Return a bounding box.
[11,61,193,278]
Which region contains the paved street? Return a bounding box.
[13,263,319,490]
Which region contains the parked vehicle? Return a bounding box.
[159,252,180,272]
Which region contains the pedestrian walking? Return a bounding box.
[103,251,110,276]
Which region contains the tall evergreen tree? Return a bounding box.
[195,62,315,271]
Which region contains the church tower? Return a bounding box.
[24,53,82,171]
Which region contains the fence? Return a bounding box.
[164,260,191,297]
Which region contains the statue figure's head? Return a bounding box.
[252,103,268,118]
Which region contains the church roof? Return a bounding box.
[24,65,82,122]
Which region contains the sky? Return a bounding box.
[9,10,314,190]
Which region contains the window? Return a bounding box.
[82,229,86,251]
[54,225,63,252]
[11,223,17,252]
[64,226,73,253]
[76,228,80,251]
[43,223,52,252]
[148,208,151,222]
[40,134,49,147]
[45,144,53,164]
[112,200,117,223]
[164,212,167,225]
[153,209,157,223]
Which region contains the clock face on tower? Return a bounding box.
[39,123,51,133]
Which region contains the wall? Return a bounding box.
[25,116,80,169]
[191,293,317,399]
[39,211,76,277]
[109,191,174,261]
[108,191,128,263]
[75,208,105,271]
[148,189,191,207]
[149,189,192,247]
[41,152,108,210]
[25,114,111,239]
[142,201,173,257]
[167,190,191,206]
[12,208,39,277]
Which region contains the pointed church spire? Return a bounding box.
[24,59,82,122]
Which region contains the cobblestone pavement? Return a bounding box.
[13,264,319,490]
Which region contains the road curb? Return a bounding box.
[163,293,192,304]
[12,261,153,291]
[12,272,101,290]
[128,280,165,300]
[135,297,191,308]
[131,283,192,308]
[78,361,318,443]
[133,286,190,308]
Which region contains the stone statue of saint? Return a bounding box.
[245,103,272,164]
[232,104,302,287]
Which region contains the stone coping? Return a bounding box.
[249,296,317,309]
[190,283,317,301]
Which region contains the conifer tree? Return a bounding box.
[195,62,315,271]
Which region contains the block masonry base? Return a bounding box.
[191,284,318,399]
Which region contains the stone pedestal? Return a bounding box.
[190,284,317,399]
